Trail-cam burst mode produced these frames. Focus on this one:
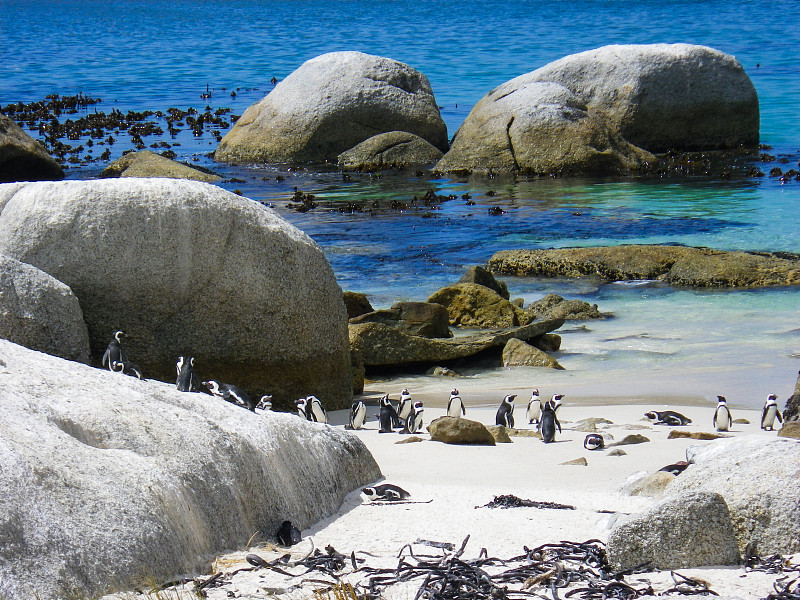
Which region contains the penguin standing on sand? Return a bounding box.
[204,380,256,411]
[583,433,604,450]
[447,389,466,418]
[378,394,399,433]
[102,331,127,370]
[495,395,516,428]
[402,401,424,434]
[349,399,367,430]
[713,395,733,431]
[397,389,413,424]
[526,389,542,424]
[110,359,144,380]
[176,356,200,392]
[761,394,783,431]
[540,398,562,443]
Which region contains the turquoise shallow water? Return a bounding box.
[2,0,799,408]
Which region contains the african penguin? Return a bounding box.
[255,395,273,413]
[761,394,783,431]
[378,394,399,433]
[713,395,733,432]
[658,461,689,476]
[540,397,562,443]
[644,410,692,426]
[397,388,413,423]
[176,356,200,392]
[362,483,410,502]
[276,520,302,546]
[583,433,604,450]
[526,389,542,424]
[306,395,328,424]
[349,399,367,430]
[296,397,309,419]
[110,359,144,380]
[102,330,127,371]
[447,389,466,418]
[402,401,424,434]
[204,380,256,411]
[495,394,516,428]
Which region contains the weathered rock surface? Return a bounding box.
[778,421,800,439]
[486,425,513,443]
[668,430,729,440]
[526,294,605,320]
[622,471,676,498]
[436,44,757,175]
[501,338,564,369]
[215,52,448,164]
[609,434,650,446]
[573,417,614,432]
[0,113,64,183]
[607,491,740,570]
[458,265,509,299]
[428,416,495,445]
[782,370,800,421]
[488,245,800,288]
[350,301,452,338]
[343,291,374,319]
[0,339,380,600]
[562,457,588,466]
[670,436,800,554]
[100,150,222,182]
[338,131,443,171]
[428,283,533,328]
[0,179,352,409]
[349,318,564,367]
[0,254,90,363]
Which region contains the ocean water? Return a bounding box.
[2,0,800,408]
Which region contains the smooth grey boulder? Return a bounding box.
[501,338,564,369]
[458,265,509,299]
[0,339,381,600]
[428,416,495,445]
[669,436,800,555]
[607,491,740,570]
[338,131,444,171]
[0,113,64,182]
[215,52,448,164]
[350,301,452,338]
[427,283,533,328]
[436,44,758,175]
[100,150,222,182]
[0,254,90,362]
[0,179,351,409]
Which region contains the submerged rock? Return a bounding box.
[526,294,605,320]
[0,113,64,182]
[100,150,222,182]
[338,131,444,171]
[0,339,380,600]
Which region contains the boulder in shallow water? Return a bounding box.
[343,291,374,319]
[0,339,380,600]
[0,113,64,183]
[526,294,605,320]
[458,265,510,299]
[350,301,452,338]
[427,283,533,328]
[0,179,352,409]
[338,131,444,171]
[100,150,222,182]
[215,51,448,164]
[502,338,564,369]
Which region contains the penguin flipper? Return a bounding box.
[555,417,562,433]
[778,410,784,424]
[102,348,111,369]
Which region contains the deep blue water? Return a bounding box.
[2,0,800,406]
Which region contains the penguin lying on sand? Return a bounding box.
[659,461,689,475]
[362,483,410,501]
[583,433,604,450]
[761,394,783,431]
[111,359,144,380]
[204,380,257,411]
[644,410,692,426]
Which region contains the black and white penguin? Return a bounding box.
[761,393,783,431]
[296,397,309,419]
[447,389,466,418]
[540,398,562,443]
[526,389,542,424]
[378,394,399,433]
[306,395,328,424]
[110,359,144,380]
[255,395,273,413]
[204,380,256,411]
[276,520,302,546]
[349,399,367,430]
[658,460,689,476]
[495,394,516,428]
[713,395,733,432]
[397,388,413,423]
[644,410,692,426]
[176,356,200,392]
[402,401,424,434]
[102,330,127,371]
[583,433,604,450]
[362,483,410,501]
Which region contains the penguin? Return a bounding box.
[306,395,328,424]
[362,483,410,501]
[204,380,256,411]
[255,395,273,413]
[296,397,309,419]
[713,395,733,432]
[549,393,564,413]
[540,399,562,443]
[110,359,144,380]
[760,394,783,431]
[397,388,413,423]
[446,389,466,418]
[644,410,692,426]
[349,399,367,430]
[658,461,689,476]
[526,389,542,424]
[583,433,604,450]
[378,394,399,433]
[402,401,424,434]
[495,394,516,428]
[102,330,127,371]
[176,356,200,392]
[276,520,302,546]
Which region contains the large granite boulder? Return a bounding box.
[607,491,740,570]
[0,179,352,409]
[501,338,564,369]
[427,283,533,328]
[0,254,90,363]
[428,416,496,445]
[100,150,222,182]
[669,436,800,555]
[458,265,509,299]
[526,294,605,320]
[781,370,800,421]
[488,246,800,288]
[349,318,564,367]
[436,44,758,175]
[338,131,444,171]
[350,301,452,338]
[0,339,380,600]
[215,52,448,164]
[0,113,64,183]
[343,291,374,319]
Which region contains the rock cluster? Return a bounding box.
[100,149,222,182]
[350,301,452,338]
[337,131,443,171]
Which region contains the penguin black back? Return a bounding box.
[540,402,561,443]
[176,356,200,392]
[102,330,127,370]
[378,394,399,433]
